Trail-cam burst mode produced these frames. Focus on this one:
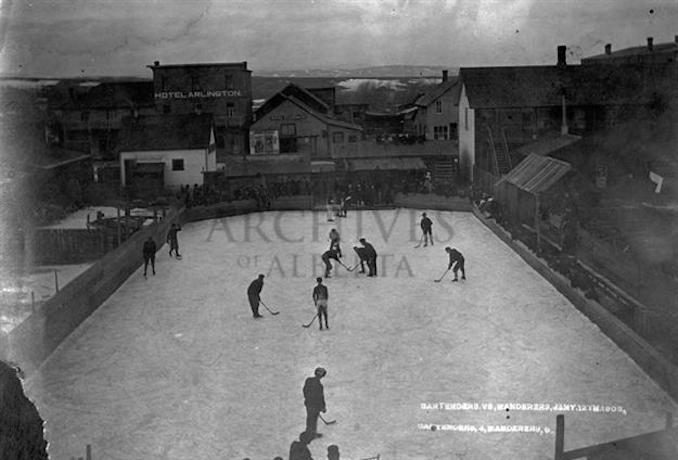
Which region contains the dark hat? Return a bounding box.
[422,212,427,216]
[258,274,265,279]
[359,237,366,243]
[316,277,323,283]
[445,246,452,251]
[315,367,327,377]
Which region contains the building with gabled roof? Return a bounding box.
[410,70,459,141]
[118,114,216,194]
[457,45,677,182]
[582,36,678,66]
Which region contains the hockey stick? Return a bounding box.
[259,300,280,315]
[336,260,354,271]
[319,414,337,425]
[414,233,425,248]
[302,313,318,328]
[434,268,450,282]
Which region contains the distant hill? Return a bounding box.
[254,65,457,78]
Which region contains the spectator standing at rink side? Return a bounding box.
[289,431,315,460]
[445,247,466,281]
[303,367,327,439]
[359,238,377,277]
[167,223,182,257]
[313,277,329,330]
[247,274,265,318]
[142,236,157,277]
[420,212,433,247]
[329,228,342,257]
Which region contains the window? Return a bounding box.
[332,132,344,144]
[280,123,296,137]
[163,104,171,114]
[191,75,201,91]
[224,75,234,89]
[226,102,235,118]
[81,111,90,122]
[172,159,184,171]
[348,134,358,143]
[435,100,443,113]
[443,126,448,139]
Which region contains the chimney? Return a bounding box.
[442,70,448,82]
[154,60,160,66]
[605,44,612,55]
[647,37,654,51]
[557,45,567,66]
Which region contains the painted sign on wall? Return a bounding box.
[250,130,280,155]
[155,90,242,99]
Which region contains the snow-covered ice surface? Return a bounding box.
[24,209,678,460]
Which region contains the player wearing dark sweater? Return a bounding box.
[142,236,157,277]
[247,274,265,318]
[303,367,327,439]
[420,212,433,246]
[445,247,466,281]
[321,248,340,278]
[359,238,377,277]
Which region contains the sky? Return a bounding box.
[0,0,677,78]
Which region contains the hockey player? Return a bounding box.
[420,212,433,246]
[445,247,466,281]
[303,367,327,439]
[142,236,156,277]
[167,223,182,257]
[289,432,314,460]
[359,238,377,277]
[328,228,342,257]
[353,245,368,273]
[247,274,265,318]
[313,277,329,330]
[321,248,340,278]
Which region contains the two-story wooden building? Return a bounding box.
[411,70,459,141]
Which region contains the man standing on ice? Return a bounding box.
[353,245,368,273]
[445,247,466,281]
[313,277,329,330]
[247,274,265,318]
[420,212,433,246]
[142,236,157,277]
[303,367,327,439]
[167,223,182,258]
[359,238,377,277]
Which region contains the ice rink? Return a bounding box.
[24,209,678,460]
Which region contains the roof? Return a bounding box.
[119,114,213,151]
[415,77,459,107]
[459,63,674,109]
[496,153,571,194]
[512,132,582,157]
[223,155,314,176]
[254,92,362,132]
[58,81,155,109]
[583,41,678,61]
[255,83,331,120]
[348,157,426,171]
[147,61,249,71]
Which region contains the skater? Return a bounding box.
[321,248,340,278]
[420,212,433,246]
[327,445,340,460]
[313,277,329,330]
[142,236,156,277]
[328,228,342,257]
[445,247,466,281]
[359,238,377,277]
[167,223,182,257]
[353,245,368,273]
[339,195,350,217]
[303,367,327,439]
[289,431,314,460]
[247,274,265,318]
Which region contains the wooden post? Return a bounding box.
[116,207,121,246]
[86,444,92,460]
[555,414,565,460]
[54,269,59,292]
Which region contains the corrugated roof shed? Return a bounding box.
[497,153,571,194]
